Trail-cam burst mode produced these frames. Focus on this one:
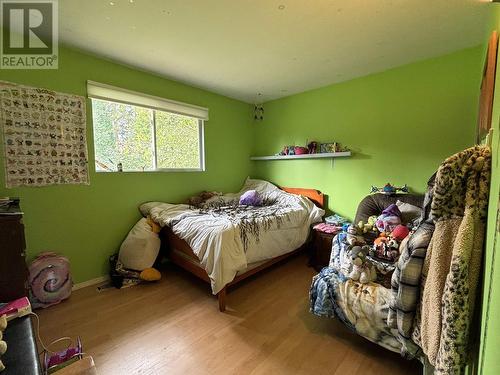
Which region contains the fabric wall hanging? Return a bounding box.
[0,81,89,187]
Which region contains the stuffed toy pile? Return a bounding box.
[339,203,413,284]
[369,204,411,262]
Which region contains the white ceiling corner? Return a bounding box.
[60,0,491,103]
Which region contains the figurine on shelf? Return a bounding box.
[294,146,309,155]
[370,183,409,195]
[320,142,337,153]
[307,141,318,154]
[335,143,350,152]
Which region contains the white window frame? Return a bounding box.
[88,81,208,173]
[152,113,205,172]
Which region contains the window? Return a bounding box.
[87,81,208,172]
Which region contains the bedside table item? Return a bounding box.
[309,227,336,271]
[324,214,348,226]
[313,223,342,234]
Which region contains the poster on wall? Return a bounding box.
[0,81,89,188]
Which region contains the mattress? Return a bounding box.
[141,178,324,294]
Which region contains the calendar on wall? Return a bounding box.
[0,81,89,188]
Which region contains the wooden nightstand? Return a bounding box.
[309,227,336,271]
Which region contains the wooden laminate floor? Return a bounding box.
[37,254,422,375]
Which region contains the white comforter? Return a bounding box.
[140,178,324,294]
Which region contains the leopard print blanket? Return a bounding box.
[415,145,491,374]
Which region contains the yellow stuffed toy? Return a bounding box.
[140,268,161,282]
[146,216,161,234]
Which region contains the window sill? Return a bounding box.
[95,168,205,173]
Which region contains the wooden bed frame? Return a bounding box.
[160,187,325,312]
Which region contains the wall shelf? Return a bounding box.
[250,151,351,161]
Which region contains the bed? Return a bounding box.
[140,178,325,311]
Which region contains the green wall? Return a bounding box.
[0,46,253,283]
[252,47,483,219]
[479,5,500,375]
[0,36,488,302]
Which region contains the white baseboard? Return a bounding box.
[72,275,110,291]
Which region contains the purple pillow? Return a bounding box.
[239,190,263,206]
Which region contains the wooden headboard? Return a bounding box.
[281,187,325,208]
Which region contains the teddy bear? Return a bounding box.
[391,224,410,241]
[346,245,377,284]
[375,204,402,233]
[0,314,7,371]
[345,224,366,246]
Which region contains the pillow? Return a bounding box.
[119,218,161,271]
[396,200,422,224]
[240,177,278,194]
[239,190,263,206]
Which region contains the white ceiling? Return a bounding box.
[60,0,491,103]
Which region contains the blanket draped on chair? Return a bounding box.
[414,145,491,374]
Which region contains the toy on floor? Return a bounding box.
[139,268,161,281]
[346,245,377,284]
[370,183,409,195]
[43,336,83,374]
[113,216,163,288]
[29,252,72,309]
[0,315,7,372]
[118,216,162,273]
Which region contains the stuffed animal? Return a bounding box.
[345,224,365,245]
[187,191,221,207]
[239,190,263,206]
[357,215,379,234]
[392,224,410,241]
[375,204,402,233]
[347,245,377,284]
[139,268,161,281]
[118,217,162,281]
[0,315,7,372]
[371,235,400,262]
[146,216,161,234]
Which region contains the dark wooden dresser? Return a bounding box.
[0,200,28,302]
